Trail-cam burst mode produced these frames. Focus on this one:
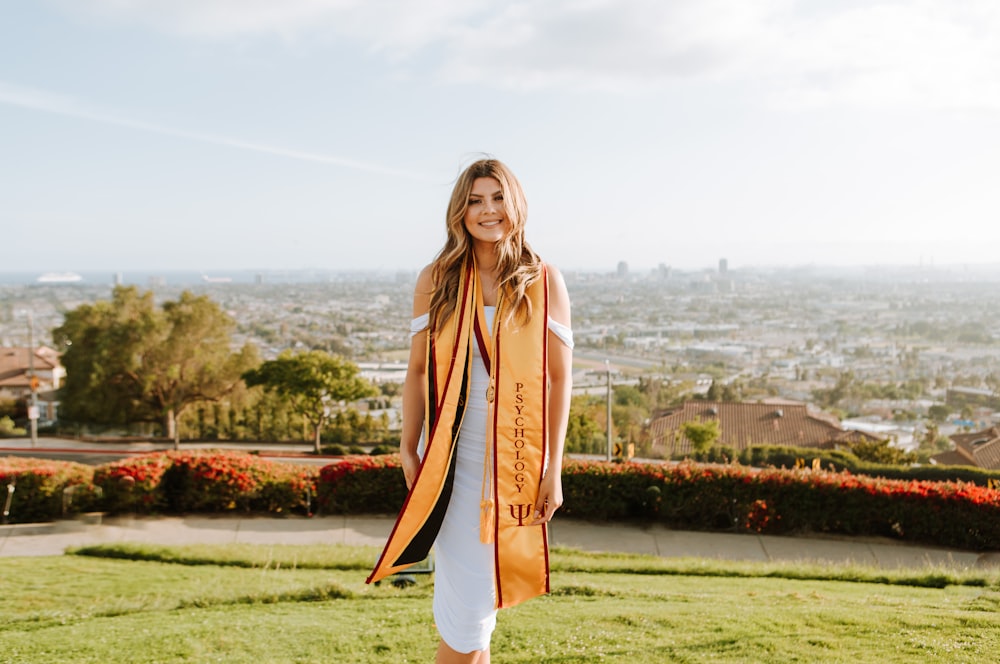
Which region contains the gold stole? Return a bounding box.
[367,258,550,609]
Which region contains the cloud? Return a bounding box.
[0,80,436,180]
[59,0,1000,109]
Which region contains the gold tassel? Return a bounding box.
[480,499,495,543]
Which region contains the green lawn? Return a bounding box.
[1,543,998,663]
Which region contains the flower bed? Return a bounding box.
[0,457,101,523]
[559,460,1000,551]
[316,454,405,514]
[93,450,318,516]
[7,451,1000,551]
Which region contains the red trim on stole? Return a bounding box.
[366,263,474,583]
[540,267,551,592]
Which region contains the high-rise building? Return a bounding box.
[719,258,728,274]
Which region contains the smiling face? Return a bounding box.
[463,176,507,246]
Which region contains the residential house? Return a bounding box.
[648,400,879,458]
[0,346,64,421]
[930,426,1000,470]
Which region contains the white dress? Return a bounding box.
[412,307,573,653]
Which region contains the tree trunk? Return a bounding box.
[171,409,181,451]
[165,409,177,448]
[313,423,322,455]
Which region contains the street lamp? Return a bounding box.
[26,312,38,448]
[606,359,613,461]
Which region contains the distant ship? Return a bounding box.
[201,274,233,283]
[37,272,83,283]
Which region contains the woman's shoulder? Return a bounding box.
[542,262,567,289]
[415,264,435,291]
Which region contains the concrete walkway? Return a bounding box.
[2,514,998,570]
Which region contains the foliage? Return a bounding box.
[243,350,377,453]
[54,286,259,447]
[0,457,101,523]
[54,286,160,426]
[559,459,1000,550]
[93,453,174,513]
[0,415,26,437]
[733,444,1000,487]
[324,408,393,445]
[847,437,917,464]
[11,448,1000,552]
[565,395,607,455]
[316,454,407,514]
[680,419,721,454]
[565,379,691,457]
[92,451,317,516]
[812,370,933,409]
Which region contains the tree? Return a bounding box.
[143,292,260,448]
[848,438,916,465]
[54,287,161,427]
[703,380,722,401]
[242,350,377,454]
[682,419,721,455]
[54,287,259,447]
[565,395,609,455]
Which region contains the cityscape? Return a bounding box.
[3,260,1000,458]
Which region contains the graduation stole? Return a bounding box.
[367,257,550,609]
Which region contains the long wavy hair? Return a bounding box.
[428,158,543,331]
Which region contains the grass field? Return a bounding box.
[1,543,998,663]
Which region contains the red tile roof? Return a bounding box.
[940,426,1000,470]
[649,401,874,456]
[0,346,62,388]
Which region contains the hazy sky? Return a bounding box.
[3,1,1000,274]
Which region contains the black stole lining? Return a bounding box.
[395,352,468,566]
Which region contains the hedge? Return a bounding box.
[0,458,101,523]
[5,452,1000,552]
[558,460,1000,551]
[313,455,1000,551]
[316,454,406,514]
[693,445,1000,487]
[94,450,318,516]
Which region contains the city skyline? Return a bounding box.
[4,1,1000,273]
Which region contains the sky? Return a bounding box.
[3,0,1000,275]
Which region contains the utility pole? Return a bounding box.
[606,359,612,461]
[27,313,38,447]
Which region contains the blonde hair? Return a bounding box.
[428,158,543,330]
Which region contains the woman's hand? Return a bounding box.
[401,448,421,490]
[530,470,563,526]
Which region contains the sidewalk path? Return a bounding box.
[2,514,998,570]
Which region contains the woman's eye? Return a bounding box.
[468,199,481,205]
[494,195,504,203]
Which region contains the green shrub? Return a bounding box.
[10,450,1000,552]
[734,445,1000,487]
[561,460,1000,551]
[93,451,317,516]
[316,454,406,514]
[0,457,100,523]
[0,415,26,437]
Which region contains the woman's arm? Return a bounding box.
[400,265,434,489]
[532,264,572,524]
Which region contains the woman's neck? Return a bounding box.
[473,244,501,305]
[473,243,499,276]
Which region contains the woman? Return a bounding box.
[368,158,573,663]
